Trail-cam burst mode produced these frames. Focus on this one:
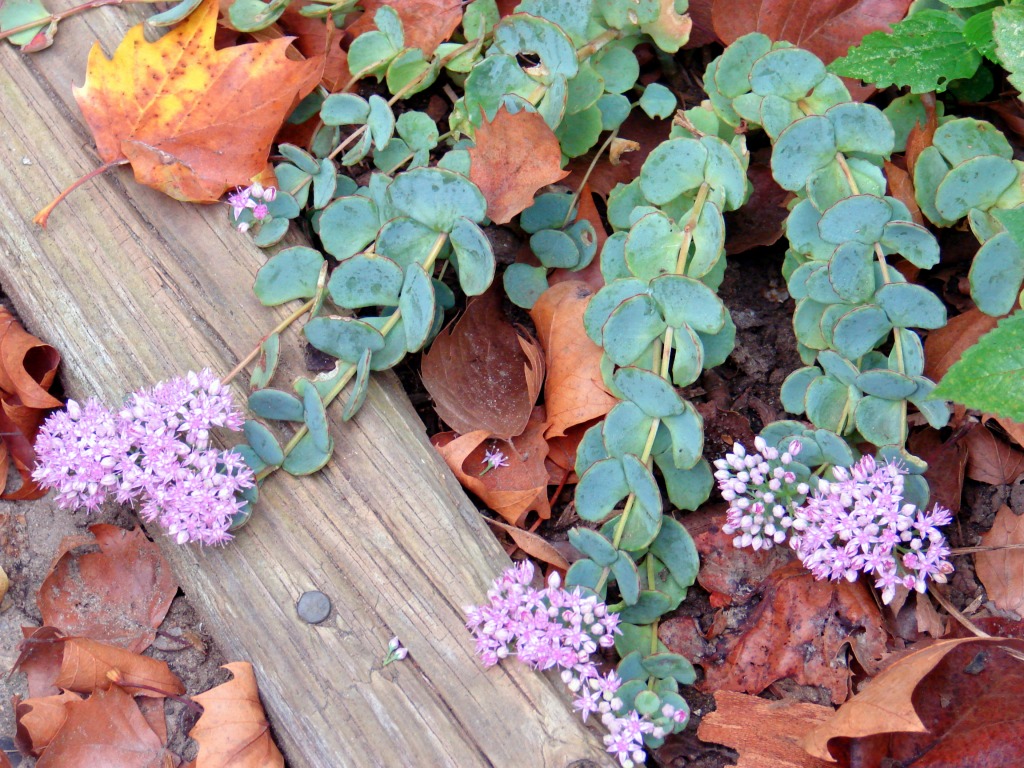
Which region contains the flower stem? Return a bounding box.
[221,298,316,386]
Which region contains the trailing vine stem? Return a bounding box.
[253,231,448,482]
[222,297,316,386]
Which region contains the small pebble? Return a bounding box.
[297,590,331,624]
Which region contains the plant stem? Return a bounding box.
[221,298,316,386]
[256,232,448,480]
[576,28,621,61]
[0,0,155,41]
[597,183,711,588]
[33,158,129,227]
[561,128,620,228]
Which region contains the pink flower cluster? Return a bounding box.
[792,455,954,605]
[32,370,254,546]
[466,562,687,767]
[227,182,276,233]
[716,440,954,605]
[715,436,809,551]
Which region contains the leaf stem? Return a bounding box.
[33,158,129,227]
[221,297,316,386]
[560,128,620,228]
[0,0,155,41]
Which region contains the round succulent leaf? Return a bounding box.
[318,196,380,260]
[602,294,666,366]
[624,211,683,280]
[593,44,640,94]
[806,161,856,214]
[633,690,662,717]
[648,516,699,589]
[274,164,311,208]
[759,94,804,141]
[321,93,370,126]
[894,329,925,378]
[933,117,1013,166]
[233,444,267,476]
[565,557,606,597]
[661,405,704,470]
[786,199,832,260]
[248,388,304,422]
[618,591,675,625]
[913,146,956,227]
[825,102,895,157]
[568,527,619,567]
[361,315,408,371]
[447,217,493,297]
[386,168,487,231]
[695,312,736,369]
[596,93,631,131]
[910,380,951,429]
[817,350,859,386]
[655,454,713,511]
[252,217,289,248]
[649,274,726,334]
[607,178,649,231]
[305,316,386,363]
[855,395,905,446]
[398,264,436,352]
[804,72,851,114]
[296,379,331,454]
[832,304,892,359]
[806,265,843,305]
[828,241,876,303]
[282,431,334,476]
[556,104,603,157]
[622,453,663,524]
[376,216,445,270]
[642,652,696,684]
[278,143,319,174]
[463,53,536,123]
[395,111,439,152]
[671,324,704,387]
[250,333,280,390]
[805,374,849,433]
[583,278,648,344]
[576,422,609,478]
[640,139,709,206]
[253,247,325,306]
[812,429,855,467]
[503,263,549,309]
[880,221,940,269]
[934,155,1018,221]
[639,82,676,119]
[328,253,403,309]
[701,136,748,211]
[855,369,917,400]
[531,228,581,269]
[817,195,892,245]
[793,298,829,350]
[686,202,726,279]
[493,12,579,78]
[565,64,605,115]
[386,49,439,96]
[875,283,947,329]
[772,116,838,192]
[787,262,815,301]
[601,505,661,553]
[968,231,1024,316]
[780,366,822,414]
[614,366,685,419]
[749,47,826,99]
[521,192,575,234]
[342,349,372,421]
[714,33,772,98]
[603,402,654,459]
[243,420,283,467]
[576,457,629,521]
[820,302,852,349]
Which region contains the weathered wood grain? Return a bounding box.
[0,11,610,767]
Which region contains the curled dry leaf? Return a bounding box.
[35,686,173,768]
[485,518,569,571]
[68,0,322,206]
[884,160,924,226]
[14,627,68,698]
[976,504,1024,614]
[14,691,83,757]
[38,525,177,653]
[54,637,185,698]
[924,307,998,383]
[804,637,1024,764]
[278,1,352,92]
[421,289,544,440]
[432,407,551,526]
[964,424,1024,485]
[711,0,913,100]
[0,307,62,499]
[529,281,617,439]
[345,0,462,57]
[468,106,570,225]
[906,428,966,513]
[699,562,887,704]
[904,92,937,178]
[190,662,284,768]
[696,691,835,768]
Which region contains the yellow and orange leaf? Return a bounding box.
[70,0,321,204]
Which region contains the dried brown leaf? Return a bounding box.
[189,662,284,768]
[976,504,1024,613]
[13,626,67,698]
[964,424,1024,485]
[54,637,185,698]
[923,307,998,383]
[884,160,924,226]
[468,107,570,224]
[697,691,834,768]
[724,162,789,254]
[345,0,461,56]
[906,429,966,513]
[38,525,177,653]
[485,518,569,570]
[905,92,936,177]
[421,289,544,440]
[14,691,83,757]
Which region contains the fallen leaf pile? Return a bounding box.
[0,307,61,499]
[11,524,284,767]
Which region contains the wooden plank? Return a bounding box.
[0,11,610,767]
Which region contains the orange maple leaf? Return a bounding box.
[468,106,570,225]
[36,0,321,224]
